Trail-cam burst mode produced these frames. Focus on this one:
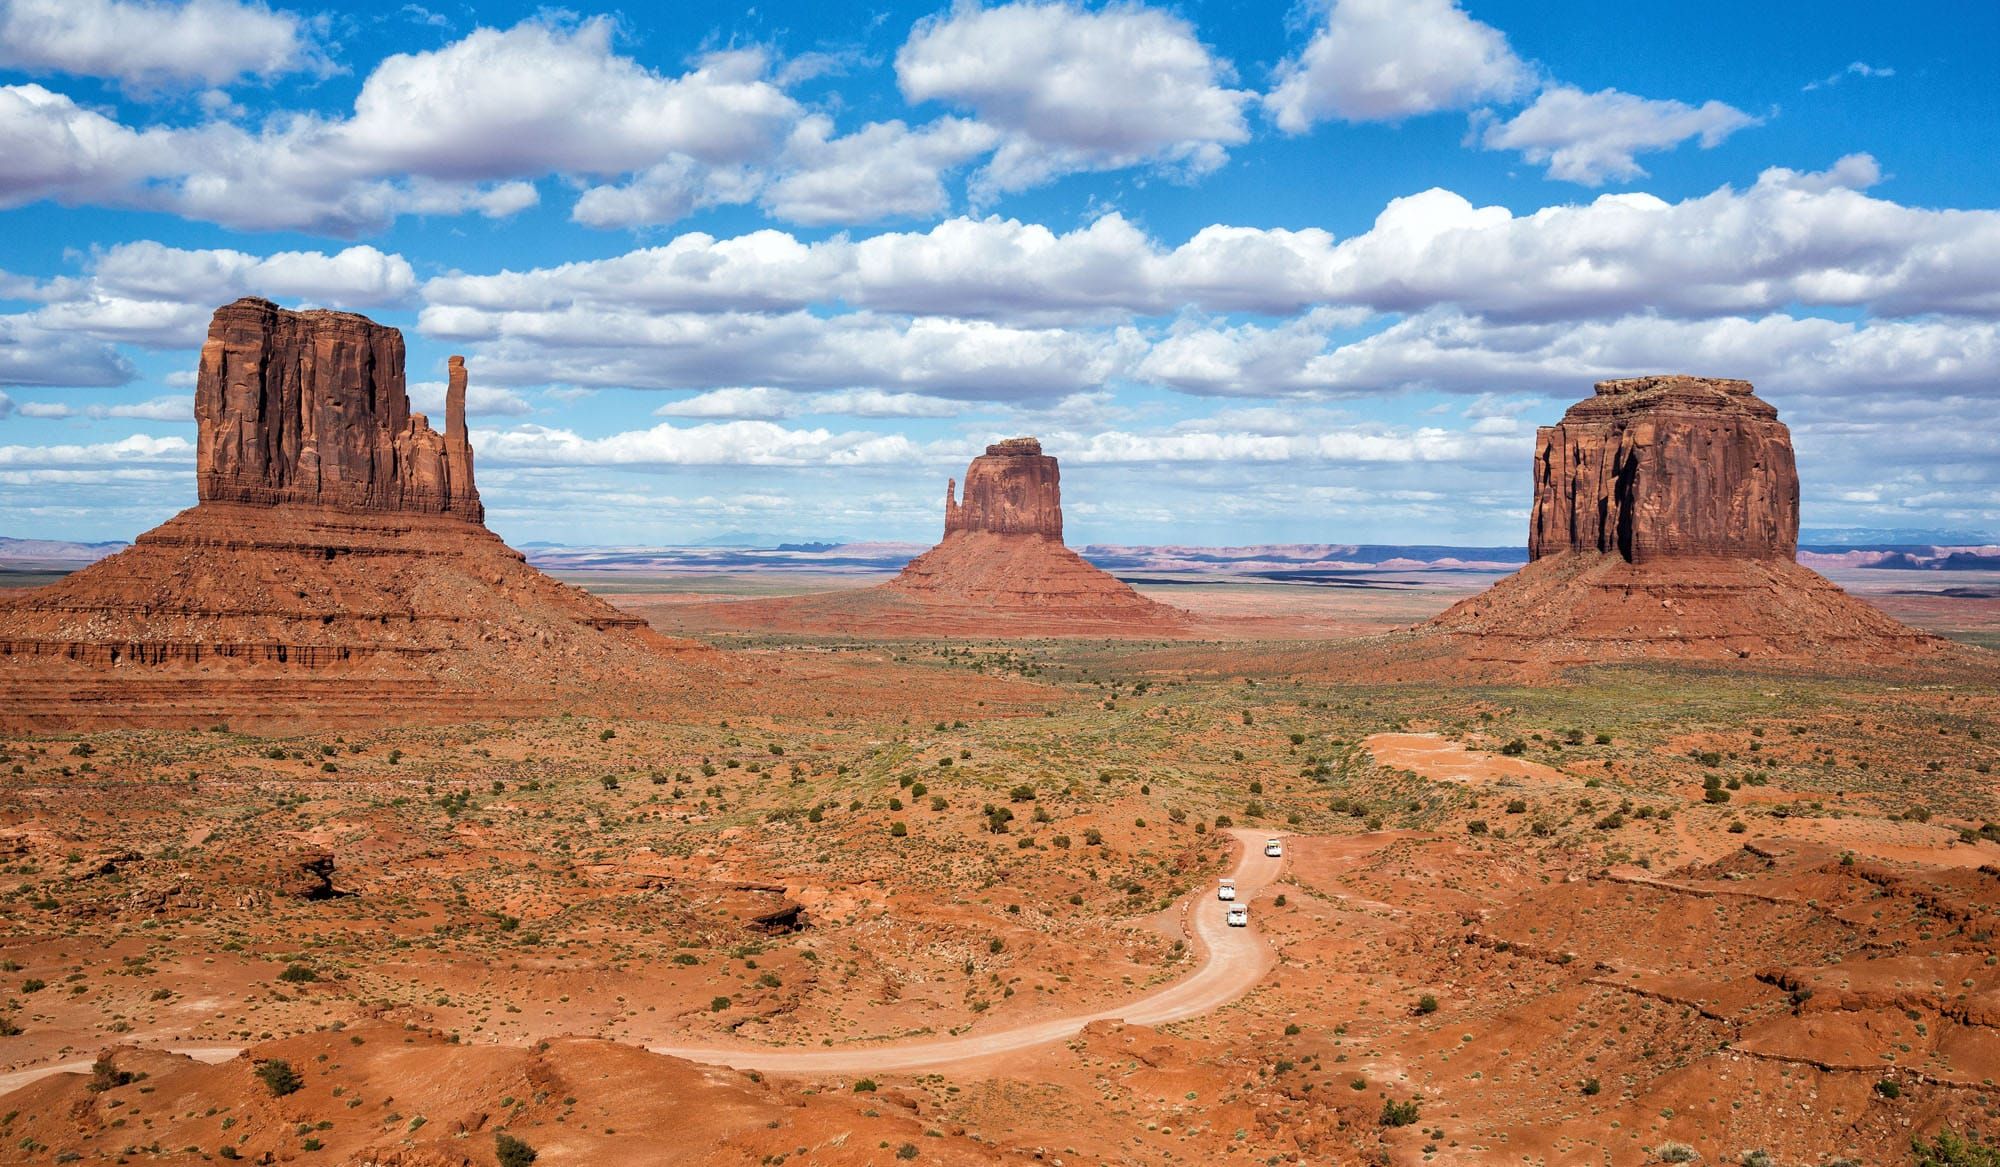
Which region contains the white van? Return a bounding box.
[1226,904,1248,927]
[1264,838,1283,858]
[1217,878,1236,901]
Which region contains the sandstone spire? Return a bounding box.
[444,354,477,514]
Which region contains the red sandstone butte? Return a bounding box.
[197,298,482,520]
[885,438,1182,622]
[1420,376,1946,669]
[0,299,705,730]
[944,436,1064,539]
[1529,375,1798,563]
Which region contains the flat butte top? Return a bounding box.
[1563,374,1779,422]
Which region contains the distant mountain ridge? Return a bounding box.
[8,536,1997,577]
[0,537,128,569]
[1800,527,1997,545]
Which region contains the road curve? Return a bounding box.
[0,1046,240,1098]
[0,831,1285,1095]
[646,827,1283,1074]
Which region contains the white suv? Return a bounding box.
[1264,838,1282,858]
[1226,904,1248,927]
[1217,879,1236,901]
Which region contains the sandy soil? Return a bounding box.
[1,574,1995,1166]
[0,831,1285,1092]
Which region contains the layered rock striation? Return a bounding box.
[1528,376,1797,563]
[883,438,1183,626]
[1419,376,1945,670]
[0,300,704,729]
[197,298,482,520]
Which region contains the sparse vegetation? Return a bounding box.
[0,608,1991,1167]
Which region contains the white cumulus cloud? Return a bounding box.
[8,241,419,349]
[1476,84,1760,184]
[653,387,797,420]
[0,16,800,234]
[476,419,932,468]
[897,1,1251,195]
[420,304,1147,402]
[0,431,192,465]
[761,115,999,226]
[804,389,965,419]
[408,379,532,418]
[0,312,135,386]
[1265,0,1531,130]
[426,158,2000,325]
[14,394,191,420]
[332,23,795,180]
[1137,307,2000,400]
[0,0,320,91]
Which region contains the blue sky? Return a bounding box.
[1,0,1996,547]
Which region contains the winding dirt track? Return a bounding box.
[0,831,1284,1095]
[648,828,1283,1073]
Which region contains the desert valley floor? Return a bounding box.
[0,566,1996,1167]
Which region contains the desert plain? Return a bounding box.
[0,551,1995,1167]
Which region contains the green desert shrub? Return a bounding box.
[1913,1129,2000,1167]
[495,1132,538,1167]
[1378,1098,1420,1127]
[255,1059,303,1097]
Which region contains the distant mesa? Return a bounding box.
[0,298,705,730]
[884,437,1185,625]
[1419,375,1950,669]
[659,436,1190,638]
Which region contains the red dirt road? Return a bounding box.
[0,831,1286,1096]
[646,828,1284,1073]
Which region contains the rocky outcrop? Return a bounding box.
[268,850,337,900]
[1528,376,1797,564]
[884,437,1182,627]
[944,437,1063,539]
[196,298,481,521]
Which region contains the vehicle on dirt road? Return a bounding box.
[1226,904,1248,927]
[1217,878,1236,901]
[1264,838,1282,858]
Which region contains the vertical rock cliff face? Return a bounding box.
[1416,375,1945,671]
[943,437,1064,539]
[196,297,482,522]
[1528,376,1798,564]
